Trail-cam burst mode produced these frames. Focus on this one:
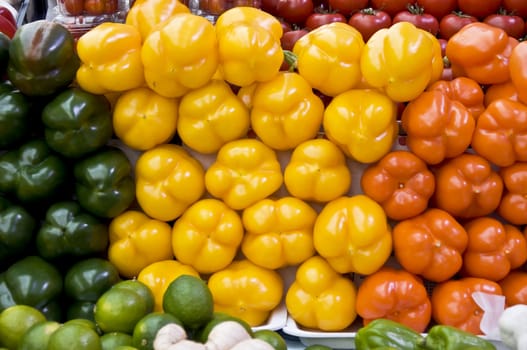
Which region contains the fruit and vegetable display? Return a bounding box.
[1,0,527,349]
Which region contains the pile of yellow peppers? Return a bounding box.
[73,2,443,331]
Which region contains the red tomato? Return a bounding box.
[484,14,525,39]
[392,5,440,35]
[0,15,15,38]
[328,0,369,17]
[503,0,527,19]
[261,0,280,15]
[280,29,309,51]
[370,0,412,17]
[0,6,17,28]
[348,8,392,42]
[439,12,478,39]
[438,38,448,57]
[457,0,502,20]
[276,0,315,25]
[416,0,457,20]
[305,12,347,30]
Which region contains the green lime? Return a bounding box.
[132,312,182,350]
[114,347,138,350]
[48,323,102,350]
[112,280,155,314]
[197,312,253,343]
[0,305,47,349]
[18,321,61,350]
[64,318,99,333]
[252,329,288,350]
[305,345,333,350]
[162,275,213,330]
[100,332,134,350]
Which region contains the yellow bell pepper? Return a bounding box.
[215,6,283,41]
[137,260,200,311]
[313,195,392,275]
[141,13,219,98]
[360,22,443,102]
[112,87,178,151]
[250,72,325,151]
[177,79,250,154]
[76,23,145,95]
[292,22,365,97]
[217,22,283,87]
[241,196,317,270]
[135,144,205,221]
[171,198,244,274]
[108,210,174,278]
[323,88,398,164]
[207,259,284,326]
[283,138,352,202]
[125,0,190,41]
[237,83,257,109]
[205,138,283,210]
[285,255,357,331]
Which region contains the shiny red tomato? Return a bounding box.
[439,12,478,39]
[348,8,392,42]
[328,0,369,16]
[281,29,309,51]
[370,0,412,17]
[0,6,17,28]
[276,0,315,24]
[305,12,347,30]
[457,0,502,19]
[392,4,439,35]
[416,0,457,19]
[0,15,15,38]
[261,0,280,15]
[503,0,527,19]
[484,13,525,39]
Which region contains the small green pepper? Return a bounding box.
[0,81,31,149]
[421,325,496,350]
[355,319,425,350]
[0,196,36,266]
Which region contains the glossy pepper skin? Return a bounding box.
[427,77,485,119]
[446,22,518,85]
[423,325,497,350]
[0,255,63,321]
[42,87,113,159]
[0,81,30,149]
[354,318,425,350]
[73,147,135,218]
[35,201,109,261]
[285,255,357,331]
[0,139,67,204]
[0,196,36,266]
[215,6,283,42]
[292,22,364,97]
[76,23,145,95]
[498,162,527,225]
[360,21,443,102]
[509,41,527,105]
[7,20,79,96]
[323,88,398,164]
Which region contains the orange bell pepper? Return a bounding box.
[427,77,485,119]
[498,162,527,225]
[484,81,519,106]
[499,270,527,306]
[509,41,527,105]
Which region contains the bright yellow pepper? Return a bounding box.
[323,88,398,164]
[285,255,357,331]
[171,198,244,274]
[360,22,443,102]
[207,259,284,326]
[125,0,190,41]
[112,87,178,151]
[215,6,283,41]
[292,22,365,97]
[205,138,283,210]
[284,138,352,203]
[217,22,283,87]
[177,79,250,154]
[135,144,205,221]
[137,260,199,311]
[250,72,325,151]
[313,195,392,275]
[141,13,219,98]
[108,210,174,278]
[241,196,317,270]
[76,23,145,95]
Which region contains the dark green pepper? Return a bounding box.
[7,20,79,96]
[0,139,68,203]
[0,32,9,75]
[0,81,31,149]
[35,201,109,260]
[74,147,135,218]
[421,325,496,350]
[355,319,425,350]
[0,196,36,265]
[0,255,63,321]
[42,87,114,159]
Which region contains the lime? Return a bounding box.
[112,280,155,313]
[64,318,99,333]
[100,332,134,350]
[48,322,102,350]
[305,345,333,350]
[0,305,47,349]
[197,312,253,343]
[132,312,182,350]
[18,321,61,350]
[252,329,288,350]
[114,347,139,350]
[162,275,214,330]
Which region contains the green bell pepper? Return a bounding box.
[0,81,31,149]
[74,147,135,218]
[64,258,121,321]
[0,255,63,321]
[42,87,114,159]
[7,20,79,96]
[35,201,109,260]
[355,319,425,350]
[0,196,36,266]
[421,325,496,350]
[0,139,68,203]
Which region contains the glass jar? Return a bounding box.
[56,0,129,20]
